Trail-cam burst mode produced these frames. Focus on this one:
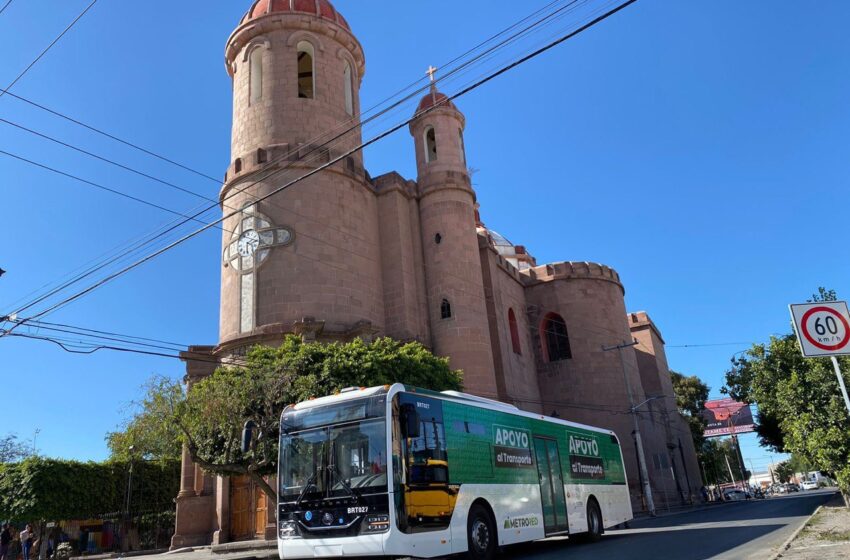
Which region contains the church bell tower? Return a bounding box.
[410,84,499,397]
[218,0,384,352]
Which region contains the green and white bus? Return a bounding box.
[276,384,632,559]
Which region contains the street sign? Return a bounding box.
[789,301,850,357]
[789,301,850,416]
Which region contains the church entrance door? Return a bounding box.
[254,484,268,538]
[230,476,252,540]
[229,475,272,541]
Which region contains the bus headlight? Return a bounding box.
[279,520,297,538]
[364,514,390,533]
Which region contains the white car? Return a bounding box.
[723,489,748,501]
[801,480,818,490]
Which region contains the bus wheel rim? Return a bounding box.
[472,519,490,551]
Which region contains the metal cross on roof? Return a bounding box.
[426,65,437,83]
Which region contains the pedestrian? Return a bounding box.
[700,485,709,503]
[0,524,11,560]
[20,525,32,560]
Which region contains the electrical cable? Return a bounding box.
[0,1,12,17]
[1,330,245,368]
[1,0,590,319]
[0,0,580,188]
[3,0,628,331]
[0,0,98,100]
[0,147,227,228]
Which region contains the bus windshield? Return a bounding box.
[279,418,388,502]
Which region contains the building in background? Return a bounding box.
[172,0,702,546]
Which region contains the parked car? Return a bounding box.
[801,480,818,490]
[787,483,801,492]
[723,489,748,501]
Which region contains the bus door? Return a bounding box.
[533,436,569,535]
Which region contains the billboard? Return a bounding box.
[701,398,755,437]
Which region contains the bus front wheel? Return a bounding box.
[467,503,497,560]
[586,499,603,542]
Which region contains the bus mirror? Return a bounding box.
[401,405,421,439]
[241,420,256,453]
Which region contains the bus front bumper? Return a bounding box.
[278,534,385,559]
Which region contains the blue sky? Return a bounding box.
[1,0,848,473]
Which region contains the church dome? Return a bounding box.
[417,90,457,113]
[240,0,351,32]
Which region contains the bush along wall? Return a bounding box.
[0,457,179,523]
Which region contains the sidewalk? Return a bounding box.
[777,493,850,559]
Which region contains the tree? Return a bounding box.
[107,377,184,463]
[670,370,710,449]
[0,434,29,463]
[698,438,745,486]
[774,460,794,484]
[135,336,463,502]
[724,288,850,505]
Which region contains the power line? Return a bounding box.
[3,0,599,323]
[0,1,12,17]
[0,0,583,193]
[1,330,243,368]
[0,117,221,203]
[0,148,224,228]
[2,0,620,329]
[668,342,753,348]
[0,84,222,183]
[0,0,98,100]
[17,318,189,352]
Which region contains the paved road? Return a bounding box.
[502,489,836,560]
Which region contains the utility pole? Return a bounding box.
[31,428,41,457]
[830,357,850,416]
[724,453,736,489]
[603,339,655,516]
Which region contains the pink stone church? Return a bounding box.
[172,0,702,546]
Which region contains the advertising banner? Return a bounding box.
[493,425,535,468]
[701,398,754,437]
[566,431,606,479]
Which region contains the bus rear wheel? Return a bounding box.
[467,503,496,560]
[586,499,603,542]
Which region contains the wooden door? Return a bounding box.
[230,476,253,541]
[254,485,268,538]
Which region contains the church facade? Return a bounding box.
[172,0,703,547]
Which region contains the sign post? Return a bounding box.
[789,301,850,416]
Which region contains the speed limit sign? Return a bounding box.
[789,301,850,357]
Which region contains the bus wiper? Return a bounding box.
[295,470,320,509]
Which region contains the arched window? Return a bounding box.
[542,313,571,362]
[459,129,466,165]
[249,47,263,104]
[508,308,521,355]
[440,299,452,320]
[343,61,354,116]
[424,127,437,163]
[297,41,315,99]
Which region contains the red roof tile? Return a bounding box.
[241,0,351,31]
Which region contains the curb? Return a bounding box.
[769,504,824,560]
